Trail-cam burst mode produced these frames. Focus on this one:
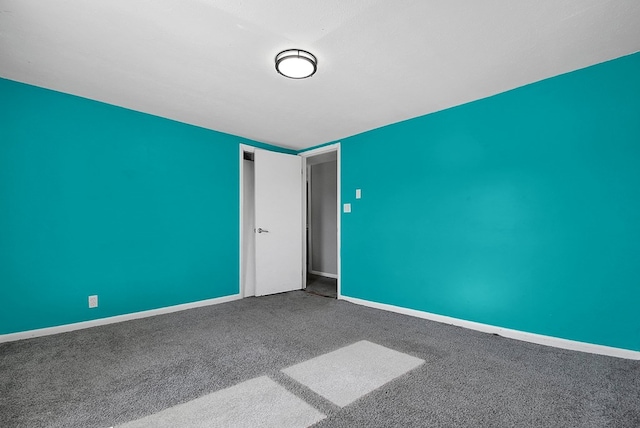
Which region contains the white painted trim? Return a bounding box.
[340,296,640,360]
[239,144,244,297]
[299,143,341,298]
[309,270,338,279]
[336,145,341,299]
[239,143,255,298]
[0,294,242,344]
[302,163,309,289]
[300,144,340,158]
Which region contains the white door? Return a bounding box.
[254,148,303,296]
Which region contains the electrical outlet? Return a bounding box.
[88,295,98,308]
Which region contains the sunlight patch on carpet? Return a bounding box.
[282,340,424,407]
[117,375,325,428]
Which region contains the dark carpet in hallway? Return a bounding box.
[305,274,337,298]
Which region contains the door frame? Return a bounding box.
[239,144,255,298]
[240,142,341,299]
[300,143,341,298]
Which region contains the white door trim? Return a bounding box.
[305,163,312,288]
[239,144,255,298]
[300,143,341,298]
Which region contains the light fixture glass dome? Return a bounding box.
[275,49,317,79]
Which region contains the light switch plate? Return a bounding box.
[356,189,361,199]
[343,203,351,213]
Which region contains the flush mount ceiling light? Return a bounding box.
[275,49,317,79]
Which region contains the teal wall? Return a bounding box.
[3,53,639,352]
[340,52,640,351]
[0,78,265,335]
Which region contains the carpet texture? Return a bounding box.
[117,375,325,428]
[305,274,337,298]
[282,340,424,407]
[1,291,639,427]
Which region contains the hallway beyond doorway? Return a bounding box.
[305,273,337,298]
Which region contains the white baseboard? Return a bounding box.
[0,294,242,344]
[308,270,338,279]
[340,296,640,360]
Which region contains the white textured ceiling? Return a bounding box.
[1,0,639,150]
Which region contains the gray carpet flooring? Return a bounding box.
[1,291,639,427]
[305,274,337,298]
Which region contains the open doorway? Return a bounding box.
[302,145,340,298]
[240,143,340,300]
